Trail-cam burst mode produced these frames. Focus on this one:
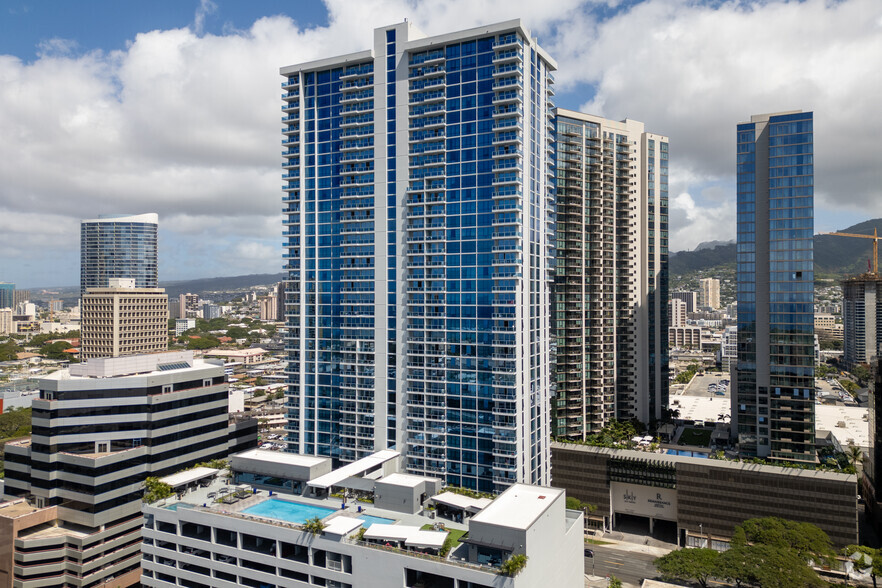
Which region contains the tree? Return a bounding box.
[0,407,31,439]
[207,317,229,330]
[840,378,860,396]
[732,517,835,567]
[226,326,249,339]
[816,363,837,378]
[302,516,325,535]
[39,341,75,360]
[718,544,824,588]
[498,553,527,576]
[820,338,843,351]
[654,548,719,588]
[852,363,871,385]
[0,341,23,361]
[583,419,640,448]
[846,444,864,469]
[187,336,219,350]
[28,330,80,347]
[142,477,174,503]
[845,545,882,588]
[607,576,622,588]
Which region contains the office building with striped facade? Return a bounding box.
[0,352,241,588]
[281,20,556,492]
[553,110,669,438]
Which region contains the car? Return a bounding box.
[584,548,594,557]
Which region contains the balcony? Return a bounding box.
[492,49,523,64]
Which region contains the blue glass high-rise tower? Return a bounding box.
[281,20,556,491]
[733,111,815,463]
[80,214,159,294]
[0,283,13,309]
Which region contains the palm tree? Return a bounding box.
[847,444,864,469]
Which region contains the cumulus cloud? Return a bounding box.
[0,0,879,287]
[563,0,882,243]
[193,0,218,36]
[669,190,736,252]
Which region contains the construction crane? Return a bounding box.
[824,227,880,274]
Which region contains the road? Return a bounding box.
[584,544,660,586]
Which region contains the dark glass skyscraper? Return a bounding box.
[0,282,13,309]
[733,111,815,463]
[80,214,159,294]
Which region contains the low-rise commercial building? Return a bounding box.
[141,451,584,588]
[551,442,858,549]
[205,348,268,366]
[175,318,196,337]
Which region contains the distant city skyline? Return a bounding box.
[0,0,880,288]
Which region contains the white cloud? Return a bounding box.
[564,0,882,237]
[193,0,218,36]
[0,0,879,286]
[669,190,736,251]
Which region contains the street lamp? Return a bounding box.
[699,523,703,548]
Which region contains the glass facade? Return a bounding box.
[553,112,669,438]
[80,214,158,293]
[735,111,814,463]
[282,22,555,492]
[0,283,13,309]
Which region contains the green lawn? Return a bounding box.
[421,524,467,556]
[678,427,712,447]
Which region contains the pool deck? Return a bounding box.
[157,475,468,535]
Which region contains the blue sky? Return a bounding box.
[0,0,879,289]
[1,1,329,60]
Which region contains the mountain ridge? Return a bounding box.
[670,218,882,278]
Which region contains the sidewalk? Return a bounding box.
[585,573,643,588]
[589,536,676,558]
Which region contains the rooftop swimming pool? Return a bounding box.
[241,499,337,525]
[666,449,709,458]
[358,514,396,528]
[165,502,195,511]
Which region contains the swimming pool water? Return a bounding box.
[358,514,396,528]
[242,499,336,524]
[666,449,709,458]
[165,502,195,511]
